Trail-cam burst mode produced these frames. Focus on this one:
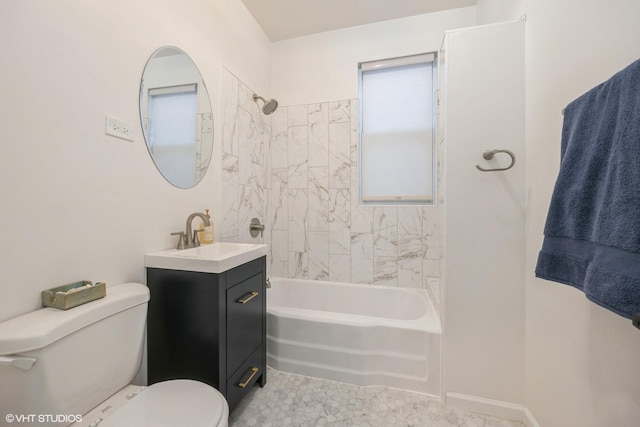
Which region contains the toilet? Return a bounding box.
[0,282,229,427]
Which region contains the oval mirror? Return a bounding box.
[139,46,213,188]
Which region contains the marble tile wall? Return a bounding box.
[220,68,271,251]
[220,67,442,291]
[268,99,443,290]
[195,112,214,182]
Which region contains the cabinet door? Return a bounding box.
[226,273,264,376]
[146,268,224,388]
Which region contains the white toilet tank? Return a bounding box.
[0,283,150,420]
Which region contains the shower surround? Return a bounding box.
[220,68,442,293]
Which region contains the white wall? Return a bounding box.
[0,0,270,323]
[443,20,525,412]
[270,7,477,106]
[475,0,526,25]
[525,1,640,425]
[478,0,640,426]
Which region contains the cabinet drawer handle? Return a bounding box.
[237,291,259,304]
[237,366,259,388]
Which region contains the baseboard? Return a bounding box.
[446,392,540,426]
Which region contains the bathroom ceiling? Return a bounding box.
[241,0,478,41]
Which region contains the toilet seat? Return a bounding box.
[92,380,229,427]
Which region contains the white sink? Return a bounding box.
[145,242,268,274]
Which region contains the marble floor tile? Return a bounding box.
[229,368,524,427]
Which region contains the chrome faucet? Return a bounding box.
[186,212,211,248]
[171,212,211,250]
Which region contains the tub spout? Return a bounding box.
[250,218,265,238]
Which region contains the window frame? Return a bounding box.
[358,52,437,206]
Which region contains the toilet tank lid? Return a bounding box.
[0,283,149,356]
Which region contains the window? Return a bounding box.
[147,84,198,152]
[147,84,198,188]
[359,53,436,204]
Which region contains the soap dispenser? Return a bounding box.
[199,209,214,244]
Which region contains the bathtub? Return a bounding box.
[266,277,441,396]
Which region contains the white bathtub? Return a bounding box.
[266,277,441,396]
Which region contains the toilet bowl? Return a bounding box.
[0,282,229,427]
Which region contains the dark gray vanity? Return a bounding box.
[145,244,267,412]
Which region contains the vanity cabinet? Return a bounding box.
[146,256,267,411]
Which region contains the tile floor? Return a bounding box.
[229,368,524,427]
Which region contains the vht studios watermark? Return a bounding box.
[5,414,83,424]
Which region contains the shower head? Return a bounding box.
[253,93,279,115]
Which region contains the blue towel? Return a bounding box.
[535,58,640,319]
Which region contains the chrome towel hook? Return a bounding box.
[476,149,516,172]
